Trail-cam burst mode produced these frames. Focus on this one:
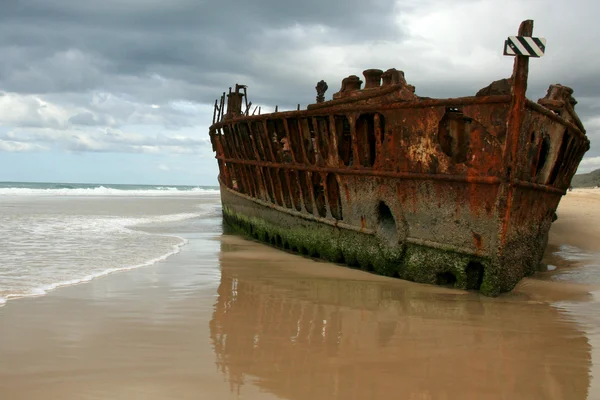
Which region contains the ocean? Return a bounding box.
[0,181,221,306]
[1,182,600,398]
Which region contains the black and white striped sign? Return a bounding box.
[504,36,546,57]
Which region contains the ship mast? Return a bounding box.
[500,19,544,245]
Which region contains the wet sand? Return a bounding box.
[1,191,600,399]
[549,189,600,253]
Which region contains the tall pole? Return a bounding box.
[499,20,534,246]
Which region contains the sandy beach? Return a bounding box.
[1,190,599,400]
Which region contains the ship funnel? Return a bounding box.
[381,68,407,87]
[363,69,383,89]
[224,84,246,120]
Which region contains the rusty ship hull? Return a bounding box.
[208,21,589,296]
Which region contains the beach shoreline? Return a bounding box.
[0,191,599,399]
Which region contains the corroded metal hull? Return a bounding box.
[208,21,589,296]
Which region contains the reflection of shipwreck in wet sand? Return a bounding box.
[209,256,592,399]
[208,20,589,296]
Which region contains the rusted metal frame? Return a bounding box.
[273,167,289,208]
[261,120,278,162]
[219,93,226,122]
[213,129,225,157]
[240,123,258,161]
[220,179,487,257]
[296,171,308,213]
[296,170,314,214]
[327,115,340,167]
[221,177,374,234]
[210,96,513,129]
[307,84,405,110]
[276,120,297,208]
[212,99,219,124]
[305,171,319,218]
[545,129,571,188]
[253,165,268,202]
[244,165,256,197]
[218,156,502,185]
[510,179,565,194]
[531,134,547,179]
[242,164,256,198]
[242,122,262,161]
[373,113,383,168]
[311,172,324,218]
[319,172,334,220]
[247,127,271,201]
[296,118,311,165]
[326,173,344,221]
[235,124,250,160]
[525,100,587,141]
[228,162,240,192]
[234,164,250,195]
[221,126,235,159]
[287,169,303,212]
[230,124,246,159]
[311,116,328,165]
[265,166,277,205]
[281,118,297,164]
[218,160,232,190]
[500,20,533,247]
[222,154,577,197]
[224,126,240,160]
[538,99,585,133]
[265,167,281,206]
[252,166,264,199]
[222,127,237,160]
[262,166,277,204]
[248,164,261,200]
[348,113,361,168]
[244,165,257,198]
[562,141,586,185]
[283,169,298,210]
[562,138,581,179]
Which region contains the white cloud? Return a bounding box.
[0,126,209,154]
[158,163,169,171]
[0,91,213,154]
[1,0,599,166]
[0,92,71,129]
[578,156,600,173]
[0,140,47,152]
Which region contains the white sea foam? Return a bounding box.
[0,186,219,196]
[0,196,219,306]
[2,235,187,304]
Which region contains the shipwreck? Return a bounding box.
[208,20,589,296]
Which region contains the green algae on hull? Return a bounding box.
[222,204,499,296]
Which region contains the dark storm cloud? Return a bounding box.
[0,0,403,102]
[1,0,599,169]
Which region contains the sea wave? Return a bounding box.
[0,202,219,307]
[0,186,220,196]
[0,235,188,306]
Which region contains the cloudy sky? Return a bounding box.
[1,0,599,185]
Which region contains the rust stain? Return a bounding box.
[208,20,589,295]
[344,184,350,203]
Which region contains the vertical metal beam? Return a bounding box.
[500,19,534,246]
[282,119,297,164]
